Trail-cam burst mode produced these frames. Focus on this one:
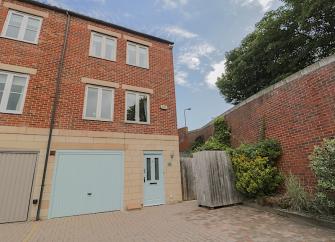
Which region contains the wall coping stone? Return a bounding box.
[189,54,335,134]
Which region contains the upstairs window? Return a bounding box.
[1,10,43,44]
[127,42,149,68]
[0,71,29,114]
[126,91,150,124]
[83,85,114,121]
[90,32,117,61]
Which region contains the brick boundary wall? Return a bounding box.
[179,54,335,190]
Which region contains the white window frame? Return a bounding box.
[83,85,115,122]
[0,71,30,114]
[1,10,43,44]
[89,32,117,61]
[126,42,149,69]
[125,91,150,124]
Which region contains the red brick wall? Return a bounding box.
[178,125,214,152]
[0,0,177,136]
[225,60,335,190]
[0,0,67,128]
[179,58,335,189]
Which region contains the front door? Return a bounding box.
[143,153,165,206]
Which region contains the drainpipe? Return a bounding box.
[36,11,71,221]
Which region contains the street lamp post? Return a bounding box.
[184,108,191,127]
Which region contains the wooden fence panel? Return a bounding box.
[193,151,242,208]
[180,157,197,201]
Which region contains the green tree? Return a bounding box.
[217,0,335,104]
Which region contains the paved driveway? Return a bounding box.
[1,201,334,242]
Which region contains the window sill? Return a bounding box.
[125,120,150,125]
[89,55,116,62]
[0,35,38,45]
[83,117,113,122]
[126,63,149,70]
[0,110,23,115]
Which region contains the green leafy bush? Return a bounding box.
[232,154,283,197]
[191,135,205,151]
[231,139,283,197]
[213,116,231,146]
[233,139,281,165]
[195,117,231,152]
[310,138,335,214]
[195,137,227,152]
[285,174,310,212]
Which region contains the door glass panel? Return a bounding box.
[139,95,148,122]
[146,158,151,181]
[92,34,103,57]
[105,38,115,60]
[6,13,23,39]
[6,76,26,111]
[154,158,159,180]
[0,74,7,104]
[127,43,137,65]
[85,87,98,118]
[101,89,113,120]
[126,93,136,121]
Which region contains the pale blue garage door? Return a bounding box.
[49,150,123,219]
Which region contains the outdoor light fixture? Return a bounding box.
[184,108,192,127]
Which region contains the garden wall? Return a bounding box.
[179,54,335,191]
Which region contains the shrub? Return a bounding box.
[195,137,227,152]
[232,154,283,197]
[191,135,205,151]
[194,117,231,152]
[213,116,231,146]
[234,139,281,165]
[285,174,310,212]
[310,138,335,214]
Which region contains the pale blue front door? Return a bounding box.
[49,150,123,219]
[143,152,165,206]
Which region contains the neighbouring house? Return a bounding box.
[0,0,182,223]
[178,54,335,191]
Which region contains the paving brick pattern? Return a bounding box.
[0,201,334,242]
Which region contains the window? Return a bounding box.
[83,85,114,121]
[90,32,117,61]
[127,42,149,68]
[0,71,29,114]
[126,91,149,124]
[1,10,43,44]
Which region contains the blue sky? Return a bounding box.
[40,0,282,130]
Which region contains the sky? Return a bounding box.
[40,0,282,130]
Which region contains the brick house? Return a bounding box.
[0,0,181,223]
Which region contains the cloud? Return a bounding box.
[159,0,188,9]
[175,70,189,86]
[178,43,216,70]
[236,0,275,11]
[205,59,226,88]
[164,26,197,39]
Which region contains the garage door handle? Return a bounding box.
[150,182,157,185]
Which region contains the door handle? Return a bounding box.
[144,177,146,183]
[87,193,92,196]
[150,182,157,185]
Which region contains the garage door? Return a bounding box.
[0,152,37,223]
[49,150,123,219]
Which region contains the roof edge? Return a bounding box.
[17,0,174,45]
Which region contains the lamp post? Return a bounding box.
[184,108,191,127]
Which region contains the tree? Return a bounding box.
[217,0,335,104]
